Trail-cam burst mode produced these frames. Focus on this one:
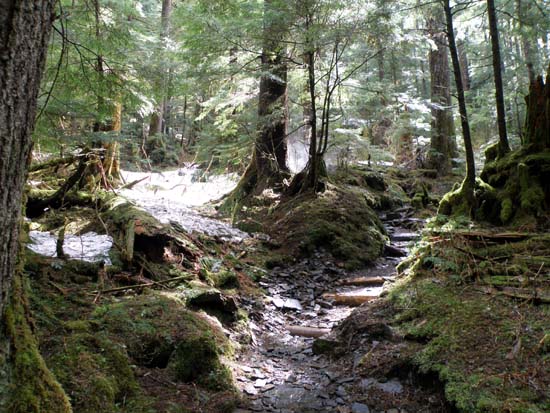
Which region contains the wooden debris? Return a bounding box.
[339,276,385,286]
[29,155,76,172]
[480,286,550,304]
[27,156,88,217]
[321,293,377,306]
[287,325,331,338]
[92,274,190,294]
[450,231,530,242]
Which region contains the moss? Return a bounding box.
[500,198,513,223]
[92,293,229,368]
[438,180,471,217]
[439,178,501,223]
[480,147,550,227]
[199,258,239,289]
[2,272,72,413]
[388,231,550,413]
[484,142,500,163]
[48,333,142,413]
[171,334,233,390]
[267,185,386,269]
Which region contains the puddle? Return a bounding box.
[28,231,113,264]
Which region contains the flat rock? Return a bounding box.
[244,383,259,395]
[283,298,302,311]
[351,402,370,413]
[254,379,267,388]
[390,232,419,242]
[271,297,285,308]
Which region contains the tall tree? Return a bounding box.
[487,0,511,156]
[149,0,173,137]
[0,0,55,320]
[0,1,72,411]
[92,0,122,186]
[515,0,536,84]
[443,0,476,206]
[226,0,290,204]
[254,0,289,181]
[427,10,456,175]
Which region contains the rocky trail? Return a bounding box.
[25,166,450,412]
[231,209,439,413]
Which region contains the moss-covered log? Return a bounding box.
[28,155,76,173]
[26,156,88,218]
[100,196,201,278]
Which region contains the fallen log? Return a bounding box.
[100,195,201,278]
[26,156,88,217]
[29,155,76,172]
[339,276,385,286]
[480,286,550,304]
[287,325,331,338]
[118,176,148,190]
[92,274,191,294]
[435,230,531,242]
[321,293,378,306]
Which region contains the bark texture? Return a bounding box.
[427,14,456,175]
[0,2,73,412]
[254,0,289,181]
[0,0,55,316]
[487,0,511,156]
[524,64,550,149]
[148,0,173,138]
[444,0,476,206]
[225,0,289,207]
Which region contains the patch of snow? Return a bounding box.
[119,168,248,242]
[28,231,113,264]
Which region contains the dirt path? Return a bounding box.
[231,209,436,413]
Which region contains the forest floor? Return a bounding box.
[232,208,450,413]
[21,157,550,413]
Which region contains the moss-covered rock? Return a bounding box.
[48,333,142,413]
[267,185,387,269]
[92,293,231,372]
[171,334,233,390]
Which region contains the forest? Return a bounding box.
[0,0,549,412]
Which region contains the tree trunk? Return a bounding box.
[516,0,536,84]
[444,0,476,206]
[0,0,53,321]
[524,64,550,149]
[92,0,121,186]
[377,47,385,82]
[0,2,73,411]
[457,40,471,91]
[102,99,122,182]
[487,0,511,156]
[148,0,173,138]
[427,13,456,175]
[255,0,289,180]
[227,0,289,204]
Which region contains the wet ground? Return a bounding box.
[120,168,248,241]
[26,168,444,412]
[232,211,429,413]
